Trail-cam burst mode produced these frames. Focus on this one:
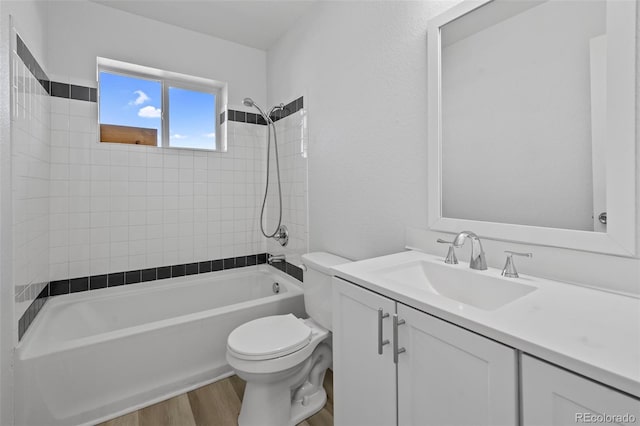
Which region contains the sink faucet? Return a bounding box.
[452,231,487,270]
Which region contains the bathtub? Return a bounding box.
[14,265,306,426]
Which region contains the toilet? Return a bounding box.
[226,252,350,426]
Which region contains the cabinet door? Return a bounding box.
[333,277,397,426]
[397,303,517,426]
[522,355,640,426]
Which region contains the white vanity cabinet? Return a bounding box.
[333,277,518,426]
[521,355,640,426]
[332,276,397,425]
[396,303,517,425]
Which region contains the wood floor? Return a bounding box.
[99,370,333,426]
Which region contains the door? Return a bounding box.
[522,354,640,425]
[333,277,397,426]
[397,303,518,426]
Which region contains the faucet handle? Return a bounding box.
[501,251,532,278]
[504,250,533,258]
[436,238,454,244]
[436,239,458,265]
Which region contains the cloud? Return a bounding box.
[204,132,216,138]
[138,106,161,118]
[130,90,150,106]
[172,134,187,139]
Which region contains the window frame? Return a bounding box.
[97,57,227,152]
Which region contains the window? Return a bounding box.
[168,86,216,150]
[97,58,226,151]
[99,72,162,146]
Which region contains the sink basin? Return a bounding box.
[378,260,536,310]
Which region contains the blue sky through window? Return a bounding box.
[169,87,216,150]
[99,71,217,150]
[99,72,162,145]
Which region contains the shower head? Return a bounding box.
[243,97,270,123]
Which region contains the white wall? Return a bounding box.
[268,1,446,261]
[0,1,50,424]
[268,1,640,295]
[47,0,267,109]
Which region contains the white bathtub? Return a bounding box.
[14,265,306,426]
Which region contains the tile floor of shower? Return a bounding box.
[99,371,333,426]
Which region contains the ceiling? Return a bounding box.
[90,0,317,50]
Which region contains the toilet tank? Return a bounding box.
[301,252,351,331]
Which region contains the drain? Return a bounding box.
[272,282,280,294]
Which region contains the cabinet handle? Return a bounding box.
[393,314,406,364]
[377,308,390,355]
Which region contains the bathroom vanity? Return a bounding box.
[331,250,640,426]
[368,0,640,421]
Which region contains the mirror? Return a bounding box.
[427,0,637,256]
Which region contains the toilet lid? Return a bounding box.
[227,314,312,361]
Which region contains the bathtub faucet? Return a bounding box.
[268,254,286,265]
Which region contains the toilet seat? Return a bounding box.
[227,314,312,361]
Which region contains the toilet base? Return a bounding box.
[235,344,331,426]
[238,380,327,426]
[290,387,327,425]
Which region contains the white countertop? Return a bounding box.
[332,250,640,398]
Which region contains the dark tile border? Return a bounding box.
[108,272,124,287]
[142,268,156,282]
[90,274,107,290]
[286,262,305,282]
[42,253,271,298]
[16,34,97,103]
[70,277,89,293]
[40,252,304,299]
[16,35,49,94]
[125,270,141,285]
[171,264,186,277]
[212,259,223,271]
[71,84,91,102]
[223,96,304,125]
[19,252,305,341]
[49,279,70,296]
[157,266,171,280]
[266,253,305,283]
[50,80,96,102]
[50,81,69,98]
[18,285,49,341]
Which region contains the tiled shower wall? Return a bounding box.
[11,34,50,328]
[10,25,310,340]
[266,109,309,267]
[49,95,268,281]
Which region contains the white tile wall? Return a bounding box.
[49,97,269,280]
[266,109,309,266]
[11,49,50,324]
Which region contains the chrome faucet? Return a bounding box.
[501,251,532,278]
[452,231,487,270]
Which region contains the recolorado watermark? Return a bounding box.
[576,413,637,424]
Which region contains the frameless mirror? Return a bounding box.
[427,0,637,256]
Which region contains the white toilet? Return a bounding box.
[226,252,350,426]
